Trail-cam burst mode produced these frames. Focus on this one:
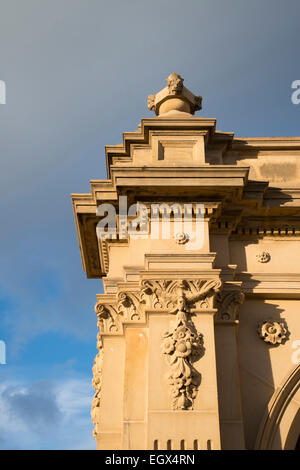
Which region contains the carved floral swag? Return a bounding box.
[161,307,202,410]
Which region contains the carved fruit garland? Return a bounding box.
[162,308,202,410]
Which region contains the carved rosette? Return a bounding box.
[257,320,287,345]
[162,309,203,410]
[256,251,271,263]
[174,232,189,244]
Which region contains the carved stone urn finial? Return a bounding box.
[147,73,202,116]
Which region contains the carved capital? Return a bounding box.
[141,280,177,310]
[117,291,145,322]
[141,278,222,311]
[95,299,121,334]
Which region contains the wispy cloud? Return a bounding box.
[0,377,95,449]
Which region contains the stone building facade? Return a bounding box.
[72,74,300,450]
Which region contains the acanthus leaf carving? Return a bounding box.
[141,278,222,311]
[183,279,222,310]
[117,291,144,322]
[94,300,121,334]
[140,280,178,310]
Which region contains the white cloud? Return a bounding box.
[0,376,95,450]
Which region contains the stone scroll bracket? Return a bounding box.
[215,283,245,325]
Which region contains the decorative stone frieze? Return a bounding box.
[257,320,287,345]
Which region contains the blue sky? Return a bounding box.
[0,0,299,449]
